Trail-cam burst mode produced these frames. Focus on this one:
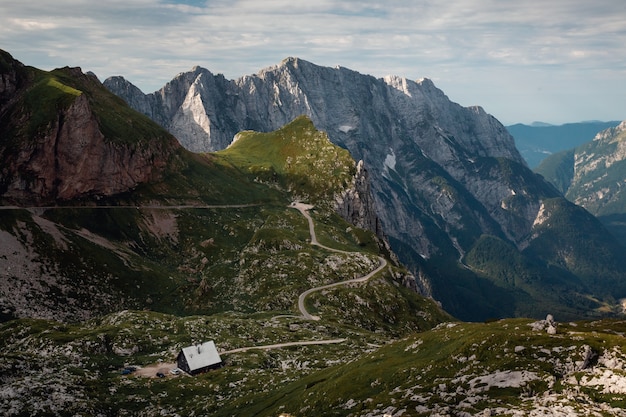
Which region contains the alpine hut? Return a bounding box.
[177,341,223,375]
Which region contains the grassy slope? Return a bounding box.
[0,55,176,151]
[216,115,356,205]
[232,318,626,416]
[0,112,456,415]
[4,52,626,415]
[0,59,435,323]
[23,116,399,319]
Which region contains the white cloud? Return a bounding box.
[0,0,624,124]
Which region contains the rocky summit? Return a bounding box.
[536,120,626,247]
[106,58,626,321]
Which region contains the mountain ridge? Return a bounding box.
[1,51,407,323]
[536,121,626,214]
[536,121,626,246]
[0,50,184,205]
[507,120,621,168]
[105,58,626,321]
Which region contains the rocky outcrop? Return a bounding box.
[334,158,403,269]
[2,94,168,202]
[0,50,26,104]
[334,160,383,239]
[571,121,626,214]
[536,120,626,217]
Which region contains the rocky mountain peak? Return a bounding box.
[537,119,626,218]
[279,56,300,67]
[0,50,28,107]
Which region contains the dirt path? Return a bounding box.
[134,362,178,378]
[289,202,388,320]
[220,338,346,355]
[14,201,387,370]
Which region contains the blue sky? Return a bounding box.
[1,0,624,125]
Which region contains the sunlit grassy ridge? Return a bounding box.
[216,115,356,204]
[0,91,459,414]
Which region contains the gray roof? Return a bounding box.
[181,341,222,371]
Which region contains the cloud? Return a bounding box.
[0,0,624,124]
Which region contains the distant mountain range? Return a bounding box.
[105,57,626,321]
[506,121,621,168]
[536,121,626,244]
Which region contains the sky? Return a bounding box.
[1,0,624,125]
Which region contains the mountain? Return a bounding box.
[507,121,621,168]
[106,58,626,321]
[4,50,626,417]
[0,50,185,205]
[536,121,626,244]
[536,121,626,215]
[1,50,415,324]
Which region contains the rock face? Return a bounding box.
[105,58,626,320]
[535,121,626,250]
[2,94,168,202]
[105,58,533,256]
[334,160,384,239]
[0,51,180,204]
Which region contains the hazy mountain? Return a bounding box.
[106,59,626,321]
[507,121,621,168]
[536,121,626,244]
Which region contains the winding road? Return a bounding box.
[289,202,388,321]
[0,204,259,211]
[5,201,389,359]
